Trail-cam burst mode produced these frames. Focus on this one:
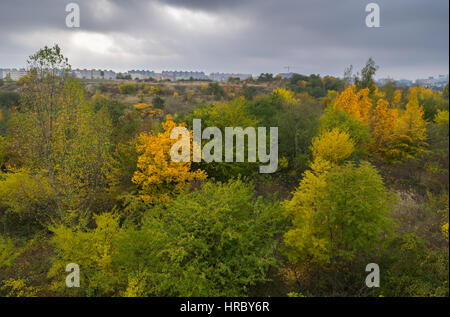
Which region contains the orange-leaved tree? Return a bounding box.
[370,98,399,156]
[333,85,372,123]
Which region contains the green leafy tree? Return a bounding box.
[183,97,260,181]
[5,45,112,224]
[319,107,371,159]
[48,213,123,296]
[355,57,379,92]
[115,179,286,296]
[284,161,395,267]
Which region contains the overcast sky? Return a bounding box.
[0,0,448,79]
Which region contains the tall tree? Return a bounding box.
[6,45,112,223]
[355,57,379,92]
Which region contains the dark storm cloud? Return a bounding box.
[0,0,448,79]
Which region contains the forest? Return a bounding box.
[0,45,448,297]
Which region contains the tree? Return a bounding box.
[355,57,379,92]
[385,92,428,161]
[411,86,448,122]
[343,65,353,86]
[284,161,394,267]
[181,97,260,181]
[48,213,123,296]
[370,98,399,156]
[5,45,112,223]
[333,86,371,123]
[443,83,449,100]
[320,107,371,158]
[242,84,258,100]
[205,82,226,98]
[91,91,126,126]
[115,179,286,296]
[257,73,274,83]
[132,115,206,203]
[0,235,20,269]
[0,168,57,224]
[311,128,355,164]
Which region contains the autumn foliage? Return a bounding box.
[0,48,448,297]
[132,115,206,203]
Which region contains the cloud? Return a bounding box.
[0,0,448,79]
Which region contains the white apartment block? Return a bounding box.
[71,69,117,79]
[209,72,252,82]
[0,68,27,80]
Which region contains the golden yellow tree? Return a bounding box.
[392,90,403,109]
[386,93,428,161]
[273,88,296,103]
[370,98,398,155]
[310,128,355,164]
[333,86,371,123]
[132,115,206,203]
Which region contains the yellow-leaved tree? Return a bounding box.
[392,90,403,109]
[283,122,394,286]
[310,128,355,164]
[132,115,206,203]
[333,86,372,123]
[386,92,428,161]
[370,98,399,156]
[283,127,355,265]
[48,213,123,296]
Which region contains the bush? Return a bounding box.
[116,179,286,296]
[378,233,449,297]
[152,95,165,109]
[118,83,137,94]
[48,179,286,296]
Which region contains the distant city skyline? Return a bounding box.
[1,65,448,84]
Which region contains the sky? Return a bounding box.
[0,0,448,80]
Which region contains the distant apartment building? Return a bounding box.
[162,71,208,81]
[126,70,155,80]
[415,74,448,88]
[209,72,252,82]
[376,78,393,86]
[0,67,259,83]
[71,69,117,79]
[72,69,92,79]
[102,70,116,79]
[0,68,27,80]
[415,78,433,88]
[396,79,414,87]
